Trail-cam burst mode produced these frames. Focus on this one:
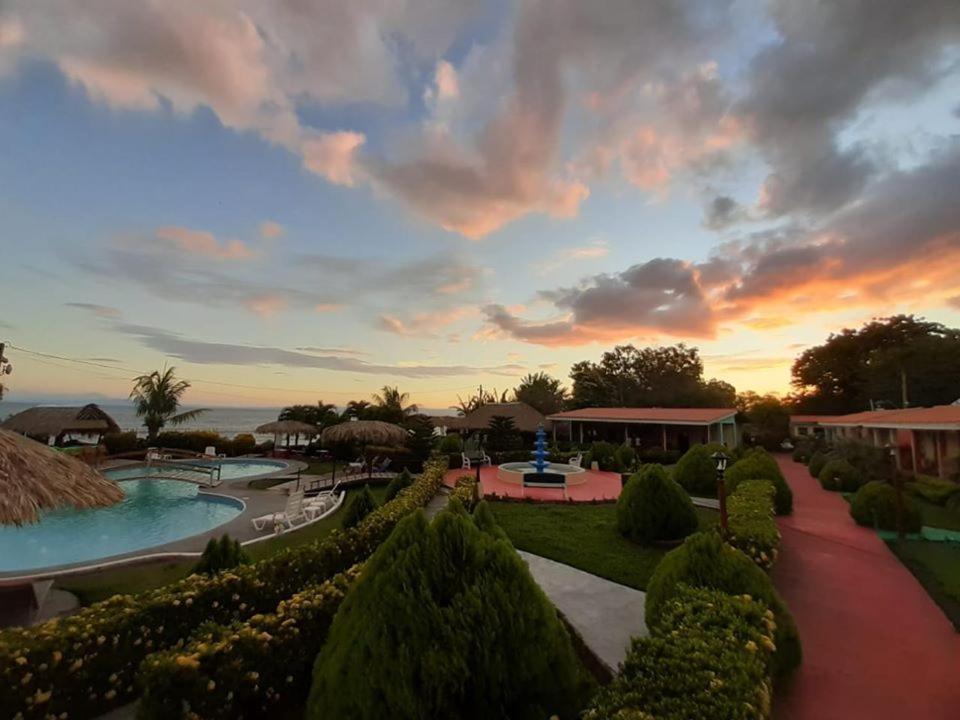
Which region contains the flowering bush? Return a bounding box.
[138,568,358,719]
[449,474,479,510]
[0,458,446,719]
[725,448,793,515]
[585,585,775,720]
[727,480,781,570]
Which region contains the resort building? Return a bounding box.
[547,407,739,451]
[793,405,960,479]
[0,403,120,446]
[430,402,548,436]
[789,415,828,438]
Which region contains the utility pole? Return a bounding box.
[901,368,909,408]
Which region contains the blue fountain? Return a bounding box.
[529,424,551,473]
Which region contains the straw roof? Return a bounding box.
[457,402,547,433]
[1,403,120,438]
[321,420,409,446]
[255,420,320,436]
[0,429,125,526]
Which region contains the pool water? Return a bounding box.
[103,459,288,482]
[0,480,243,573]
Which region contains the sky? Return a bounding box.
[0,0,959,409]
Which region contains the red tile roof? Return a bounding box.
[789,415,840,424]
[547,407,736,425]
[815,405,960,428]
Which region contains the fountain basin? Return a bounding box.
[497,462,587,485]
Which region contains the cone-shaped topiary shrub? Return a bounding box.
[673,444,718,496]
[645,532,801,675]
[192,534,249,575]
[617,464,699,544]
[808,450,830,478]
[383,467,414,502]
[725,448,793,515]
[341,484,378,528]
[307,507,587,720]
[615,443,636,473]
[817,458,861,492]
[850,481,922,532]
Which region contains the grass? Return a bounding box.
[59,485,389,605]
[887,540,960,631]
[487,501,718,590]
[911,497,960,531]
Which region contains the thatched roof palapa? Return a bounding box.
[454,402,547,434]
[0,429,125,526]
[0,403,120,438]
[255,420,320,437]
[320,420,409,446]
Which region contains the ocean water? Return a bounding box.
[0,401,283,440]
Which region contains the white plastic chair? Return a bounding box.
[251,490,306,532]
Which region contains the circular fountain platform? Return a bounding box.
[497,462,588,485]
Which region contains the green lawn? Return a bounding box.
[912,497,960,531]
[888,540,960,631]
[488,501,718,590]
[59,485,389,605]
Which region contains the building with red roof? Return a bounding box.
[547,407,738,451]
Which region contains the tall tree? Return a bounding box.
[450,387,507,416]
[737,392,790,449]
[513,372,568,415]
[372,386,418,423]
[341,400,372,421]
[130,366,205,442]
[791,315,960,413]
[485,415,522,452]
[569,344,733,408]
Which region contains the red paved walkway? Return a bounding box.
[772,456,960,720]
[443,466,622,501]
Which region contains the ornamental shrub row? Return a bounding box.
[617,465,698,544]
[138,568,358,720]
[727,480,781,570]
[673,444,718,496]
[0,458,447,720]
[818,458,862,492]
[725,448,793,515]
[849,481,922,532]
[450,474,480,511]
[585,585,775,720]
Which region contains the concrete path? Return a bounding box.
[518,550,646,672]
[771,456,960,720]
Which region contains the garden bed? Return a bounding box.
[887,540,960,631]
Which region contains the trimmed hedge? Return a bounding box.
[727,480,781,570]
[450,474,480,511]
[585,585,775,720]
[725,449,793,515]
[818,458,861,492]
[617,465,698,544]
[905,475,960,505]
[646,532,801,675]
[383,468,414,502]
[808,450,829,479]
[673,444,717,496]
[850,481,922,532]
[0,458,447,720]
[307,506,586,719]
[138,569,358,719]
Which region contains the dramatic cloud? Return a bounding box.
[376,306,476,337]
[703,196,745,231]
[156,226,253,261]
[302,131,366,186]
[110,321,522,378]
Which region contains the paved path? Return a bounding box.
[771,456,960,720]
[518,551,646,672]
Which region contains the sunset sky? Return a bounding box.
[1,1,958,409]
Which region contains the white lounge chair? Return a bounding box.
[251,490,306,532]
[461,452,492,470]
[568,452,583,468]
[305,490,345,520]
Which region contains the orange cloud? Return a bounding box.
[245,295,285,318]
[155,226,253,261]
[259,220,284,239]
[302,131,365,186]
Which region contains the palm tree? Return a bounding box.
[341,400,372,421]
[130,366,206,442]
[372,386,417,423]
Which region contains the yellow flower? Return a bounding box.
[175,655,200,670]
[33,689,52,704]
[207,680,216,691]
[21,672,33,685]
[745,640,758,652]
[105,689,116,700]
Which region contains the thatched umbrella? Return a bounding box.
[321,420,409,481]
[0,429,125,526]
[255,420,320,453]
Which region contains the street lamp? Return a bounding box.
[886,444,905,541]
[712,450,730,533]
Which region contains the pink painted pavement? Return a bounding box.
[772,455,960,720]
[443,466,623,502]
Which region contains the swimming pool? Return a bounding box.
[103,458,292,482]
[0,479,243,573]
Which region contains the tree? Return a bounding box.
[129,366,205,442]
[486,415,522,452]
[790,315,960,413]
[513,372,568,415]
[451,387,509,416]
[569,344,734,408]
[403,413,435,461]
[341,399,372,421]
[277,400,339,444]
[371,385,417,423]
[737,393,790,449]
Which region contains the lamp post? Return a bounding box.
[887,445,905,541]
[712,450,730,534]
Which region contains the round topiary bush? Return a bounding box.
[615,443,636,473]
[439,433,463,453]
[341,484,378,528]
[817,459,861,492]
[645,532,801,676]
[617,464,699,544]
[383,467,414,502]
[791,444,812,464]
[725,449,793,515]
[673,444,718,496]
[808,450,829,479]
[849,481,922,532]
[307,507,587,719]
[588,441,619,471]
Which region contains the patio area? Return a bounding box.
[443,465,623,502]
